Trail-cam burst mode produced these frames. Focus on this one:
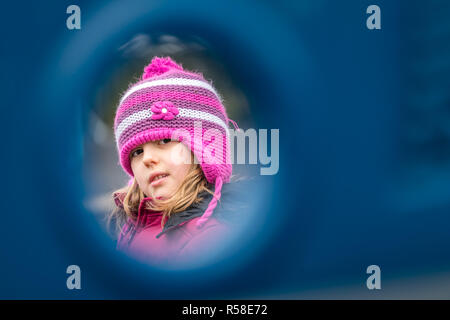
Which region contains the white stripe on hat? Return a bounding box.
[120,78,222,105]
[115,108,229,143]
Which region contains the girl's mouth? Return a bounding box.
[150,174,169,187]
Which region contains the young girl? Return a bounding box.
[109,56,243,267]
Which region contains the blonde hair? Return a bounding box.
[107,162,213,238]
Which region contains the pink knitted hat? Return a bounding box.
[114,57,233,228]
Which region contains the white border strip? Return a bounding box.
[120,78,221,105]
[115,108,229,142]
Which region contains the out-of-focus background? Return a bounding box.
[82,34,258,235]
[83,33,259,232]
[2,0,450,298]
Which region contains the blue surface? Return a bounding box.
[1,0,450,298]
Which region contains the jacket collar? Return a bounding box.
[156,191,214,238]
[113,178,252,238]
[113,190,214,237]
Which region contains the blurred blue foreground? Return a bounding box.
[1,0,450,298]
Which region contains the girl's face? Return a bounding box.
[130,139,193,199]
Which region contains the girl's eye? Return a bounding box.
[158,138,172,145]
[130,148,143,158]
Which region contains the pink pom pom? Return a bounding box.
[142,57,184,80]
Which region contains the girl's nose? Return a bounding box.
[142,146,159,167]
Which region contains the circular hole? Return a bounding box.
[40,0,303,292]
[82,32,269,270]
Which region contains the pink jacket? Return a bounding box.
[113,191,233,267]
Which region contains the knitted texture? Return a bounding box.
[114,57,233,226]
[195,177,223,228]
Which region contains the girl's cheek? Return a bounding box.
[169,143,191,165]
